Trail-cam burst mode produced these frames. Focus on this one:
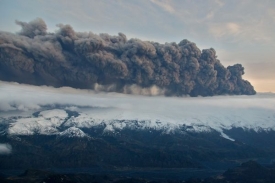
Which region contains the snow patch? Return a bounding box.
[59,127,89,138]
[8,109,68,135]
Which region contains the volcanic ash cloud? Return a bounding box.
[0,18,256,96]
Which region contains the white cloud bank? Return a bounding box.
[0,81,275,139]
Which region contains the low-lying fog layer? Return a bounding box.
[0,143,12,155]
[0,81,275,140]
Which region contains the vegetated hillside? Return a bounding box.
[0,161,272,183]
[186,161,275,183]
[0,131,275,183]
[1,127,275,170]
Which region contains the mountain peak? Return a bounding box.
[59,127,88,138]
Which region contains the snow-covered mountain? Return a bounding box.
[1,81,275,171]
[2,106,275,141]
[1,81,275,141]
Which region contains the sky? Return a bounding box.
[0,0,274,92]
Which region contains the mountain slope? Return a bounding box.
[0,82,275,173]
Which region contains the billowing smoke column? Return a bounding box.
[0,18,256,96]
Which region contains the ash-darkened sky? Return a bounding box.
[0,0,274,92]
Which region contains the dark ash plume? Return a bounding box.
[15,18,47,38]
[0,18,256,96]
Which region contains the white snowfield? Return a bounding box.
[0,81,275,140]
[7,109,68,135]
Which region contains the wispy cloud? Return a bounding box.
[150,0,175,14]
[214,0,225,7]
[209,22,241,39]
[206,11,215,20]
[0,144,12,155]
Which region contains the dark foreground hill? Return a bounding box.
[1,161,275,183]
[1,128,275,169]
[186,161,275,183]
[1,127,275,181]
